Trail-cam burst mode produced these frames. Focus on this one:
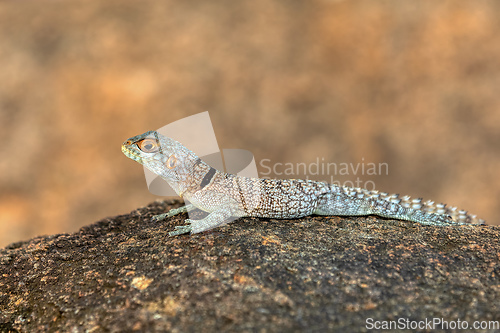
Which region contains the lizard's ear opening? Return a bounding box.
[166,155,178,169]
[138,138,159,153]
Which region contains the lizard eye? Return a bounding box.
[166,155,177,169]
[138,139,159,153]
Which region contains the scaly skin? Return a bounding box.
[122,131,485,236]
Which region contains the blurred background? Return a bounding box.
[1,0,499,248]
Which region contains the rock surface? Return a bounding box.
[1,200,499,332]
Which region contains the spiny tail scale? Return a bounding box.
[347,187,485,225]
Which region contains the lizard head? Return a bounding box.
[122,130,162,164]
[122,131,198,187]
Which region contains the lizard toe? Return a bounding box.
[168,225,192,236]
[151,213,169,222]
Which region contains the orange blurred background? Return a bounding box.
[1,0,499,248]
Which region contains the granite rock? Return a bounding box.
[1,200,499,332]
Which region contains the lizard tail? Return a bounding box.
[352,188,486,225]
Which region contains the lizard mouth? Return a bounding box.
[121,144,143,163]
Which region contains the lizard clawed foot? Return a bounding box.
[168,219,193,236]
[151,213,170,222]
[168,223,192,236]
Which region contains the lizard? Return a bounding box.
[122,130,486,236]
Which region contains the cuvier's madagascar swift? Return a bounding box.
[122,131,485,236]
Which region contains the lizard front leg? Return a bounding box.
[169,207,235,236]
[152,203,197,222]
